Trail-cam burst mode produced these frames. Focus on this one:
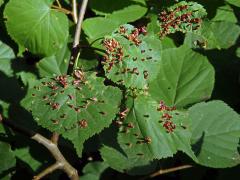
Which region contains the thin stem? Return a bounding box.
[67,0,89,74]
[51,132,59,145]
[33,162,62,180]
[0,118,79,180]
[56,0,62,8]
[73,0,88,48]
[51,5,72,15]
[141,165,193,180]
[72,0,78,24]
[32,134,78,180]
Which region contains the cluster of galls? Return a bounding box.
[102,25,152,85]
[115,108,153,149]
[102,26,148,70]
[32,72,105,131]
[103,38,124,72]
[55,75,68,88]
[158,3,202,37]
[114,108,129,127]
[119,26,147,46]
[115,108,145,136]
[157,100,177,133]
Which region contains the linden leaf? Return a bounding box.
[4,0,69,56]
[158,1,207,37]
[101,24,161,89]
[117,95,196,161]
[149,45,215,107]
[226,0,240,7]
[99,125,159,175]
[184,20,240,50]
[22,72,121,156]
[37,41,70,77]
[81,162,109,180]
[190,101,240,168]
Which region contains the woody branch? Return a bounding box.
[0,115,79,180]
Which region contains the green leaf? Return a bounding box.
[0,100,9,119]
[89,0,146,16]
[81,162,109,180]
[13,147,43,172]
[147,13,159,36]
[0,124,5,134]
[22,73,121,156]
[226,0,240,7]
[0,142,16,173]
[83,17,120,40]
[184,21,240,50]
[190,100,240,168]
[102,24,162,89]
[211,5,237,23]
[11,58,38,88]
[4,0,69,56]
[78,48,99,72]
[100,144,158,175]
[0,0,3,7]
[0,60,25,104]
[147,14,176,50]
[149,45,215,107]
[160,37,176,50]
[89,0,132,15]
[117,95,196,162]
[0,40,15,77]
[17,71,38,89]
[0,174,11,180]
[106,5,147,24]
[84,1,147,41]
[37,41,70,77]
[158,1,207,37]
[236,48,240,58]
[100,125,159,175]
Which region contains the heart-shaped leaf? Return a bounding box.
[22,72,121,156]
[99,125,159,175]
[4,0,69,56]
[190,100,240,168]
[149,45,215,107]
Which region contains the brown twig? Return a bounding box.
[0,118,79,180]
[33,162,62,180]
[56,0,62,8]
[141,164,193,180]
[72,0,78,24]
[51,132,60,145]
[67,0,89,74]
[32,134,78,180]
